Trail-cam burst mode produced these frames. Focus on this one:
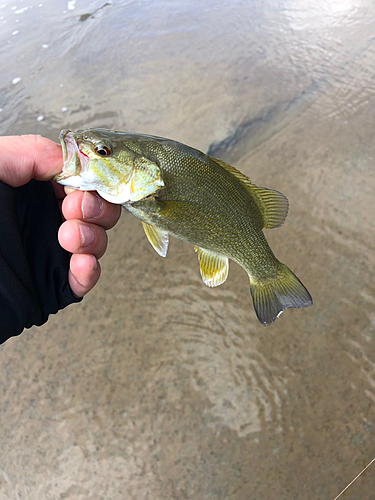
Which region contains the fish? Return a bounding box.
[53,128,312,326]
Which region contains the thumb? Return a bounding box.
[0,135,63,187]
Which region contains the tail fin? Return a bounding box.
[249,263,312,326]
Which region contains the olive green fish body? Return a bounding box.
[126,153,272,273]
[54,129,312,325]
[122,139,282,279]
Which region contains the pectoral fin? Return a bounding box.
[195,247,229,287]
[142,222,169,257]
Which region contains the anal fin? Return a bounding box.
[195,247,229,287]
[142,222,169,257]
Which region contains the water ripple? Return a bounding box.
[116,260,289,437]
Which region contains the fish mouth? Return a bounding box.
[61,129,81,171]
[53,130,93,190]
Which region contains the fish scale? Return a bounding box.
[136,145,272,267]
[53,128,312,326]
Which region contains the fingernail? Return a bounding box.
[80,225,95,248]
[82,192,103,219]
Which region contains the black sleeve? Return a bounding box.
[0,179,82,344]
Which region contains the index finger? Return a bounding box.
[0,135,63,187]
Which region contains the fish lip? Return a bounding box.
[53,130,90,185]
[59,130,79,167]
[60,129,74,168]
[53,130,76,182]
[59,129,70,165]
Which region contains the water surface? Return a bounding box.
[1,0,375,498]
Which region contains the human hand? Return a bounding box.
[0,134,121,297]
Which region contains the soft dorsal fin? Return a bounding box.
[141,222,169,257]
[210,156,289,229]
[250,185,289,229]
[194,246,229,287]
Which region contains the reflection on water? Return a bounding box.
[1,0,375,498]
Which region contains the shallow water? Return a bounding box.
[1,0,375,498]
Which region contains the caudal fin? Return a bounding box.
[249,264,312,326]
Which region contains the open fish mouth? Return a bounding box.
[61,130,81,171]
[53,129,93,190]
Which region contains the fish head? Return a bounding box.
[53,128,164,204]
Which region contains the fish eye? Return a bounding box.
[95,145,112,156]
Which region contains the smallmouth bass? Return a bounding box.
[54,128,312,325]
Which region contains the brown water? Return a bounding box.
[1,1,375,498]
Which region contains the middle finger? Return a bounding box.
[58,219,108,259]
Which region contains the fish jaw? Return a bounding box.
[53,130,96,191]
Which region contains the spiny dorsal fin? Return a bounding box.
[142,222,169,257]
[210,156,289,229]
[194,246,229,287]
[210,157,255,188]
